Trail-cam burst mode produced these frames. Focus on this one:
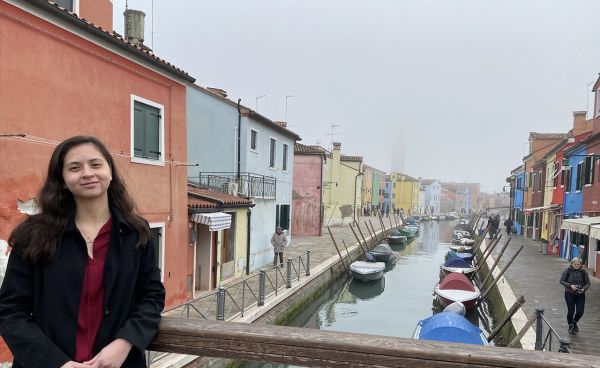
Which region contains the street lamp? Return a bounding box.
[285,95,294,121]
[255,94,266,110]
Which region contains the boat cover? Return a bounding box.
[446,251,473,263]
[372,244,393,254]
[443,301,466,316]
[443,256,472,269]
[350,261,385,275]
[417,312,486,345]
[460,238,475,245]
[439,273,475,292]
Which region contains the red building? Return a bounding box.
[292,143,326,236]
[0,0,195,314]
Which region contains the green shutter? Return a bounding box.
[133,103,145,158]
[146,109,161,160]
[280,205,290,230]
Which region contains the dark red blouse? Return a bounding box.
[74,218,112,362]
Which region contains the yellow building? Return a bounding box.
[361,165,374,209]
[323,142,363,226]
[390,172,420,214]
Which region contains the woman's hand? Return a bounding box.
[570,285,578,292]
[83,338,133,367]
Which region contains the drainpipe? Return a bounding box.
[319,155,324,236]
[237,99,242,180]
[353,169,363,223]
[246,208,251,275]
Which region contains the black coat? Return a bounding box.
[0,210,165,368]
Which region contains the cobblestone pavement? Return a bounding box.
[489,231,600,356]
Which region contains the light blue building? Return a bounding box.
[187,85,300,273]
[383,175,392,214]
[511,165,525,235]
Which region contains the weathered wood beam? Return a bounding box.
[149,318,599,368]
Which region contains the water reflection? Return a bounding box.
[347,277,386,301]
[238,221,498,368]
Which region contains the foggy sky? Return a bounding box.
[113,0,600,192]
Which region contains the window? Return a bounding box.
[250,129,258,151]
[269,138,276,168]
[576,162,583,191]
[596,90,600,117]
[553,161,559,188]
[531,172,536,191]
[282,143,288,171]
[149,223,165,282]
[565,167,572,192]
[392,193,396,199]
[132,96,163,165]
[276,204,290,230]
[538,170,542,192]
[584,155,595,185]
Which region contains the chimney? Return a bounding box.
[332,142,341,151]
[274,121,287,128]
[124,9,145,46]
[572,111,588,136]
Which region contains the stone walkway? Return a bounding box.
[488,231,600,355]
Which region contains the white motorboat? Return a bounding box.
[349,261,385,282]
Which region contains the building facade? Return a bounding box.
[186,85,300,271]
[292,143,326,236]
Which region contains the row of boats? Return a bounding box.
[414,220,489,346]
[348,219,419,282]
[345,216,490,346]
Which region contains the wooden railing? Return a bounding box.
[149,318,599,368]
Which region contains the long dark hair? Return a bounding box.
[9,136,150,263]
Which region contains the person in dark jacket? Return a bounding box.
[559,257,590,335]
[0,136,165,368]
[503,218,513,235]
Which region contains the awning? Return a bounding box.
[561,216,600,235]
[191,212,232,231]
[524,205,560,214]
[590,224,600,240]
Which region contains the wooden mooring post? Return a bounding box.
[149,317,600,368]
[479,237,512,289]
[364,221,378,247]
[479,245,525,301]
[327,226,349,275]
[368,219,380,242]
[355,221,372,251]
[349,223,368,254]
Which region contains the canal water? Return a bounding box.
[239,221,498,368]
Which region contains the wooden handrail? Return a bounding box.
[149,318,599,368]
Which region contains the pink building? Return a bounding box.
[292,143,326,236]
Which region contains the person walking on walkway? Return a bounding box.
[559,257,591,335]
[504,217,513,235]
[271,226,287,266]
[0,136,165,368]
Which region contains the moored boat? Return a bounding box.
[446,250,474,264]
[413,311,488,345]
[440,256,476,277]
[434,273,480,310]
[449,244,473,253]
[386,234,407,245]
[368,244,395,263]
[349,261,385,282]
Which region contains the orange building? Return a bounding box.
[0,0,196,316]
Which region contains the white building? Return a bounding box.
[421,179,442,214]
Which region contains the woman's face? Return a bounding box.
[572,260,582,270]
[62,143,112,202]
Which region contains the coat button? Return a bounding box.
[105,309,110,316]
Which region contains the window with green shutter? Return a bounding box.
[150,226,163,280]
[133,100,162,161]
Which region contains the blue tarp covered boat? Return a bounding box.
[413,311,488,345]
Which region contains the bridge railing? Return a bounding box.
[148,317,597,368]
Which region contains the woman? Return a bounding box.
[0,136,165,367]
[559,257,590,335]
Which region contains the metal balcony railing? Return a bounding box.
[188,172,277,199]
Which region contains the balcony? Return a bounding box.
[189,172,276,199]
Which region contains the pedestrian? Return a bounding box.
[271,226,287,266]
[504,217,513,235]
[386,207,390,217]
[559,257,591,335]
[0,136,165,368]
[487,215,494,238]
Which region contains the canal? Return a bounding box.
[239,221,499,368]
